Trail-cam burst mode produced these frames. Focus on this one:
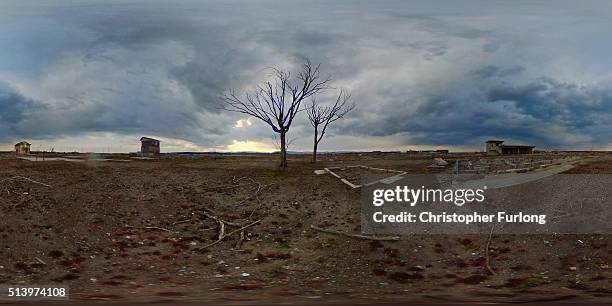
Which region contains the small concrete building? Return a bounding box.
[140,137,160,156]
[14,141,31,155]
[486,140,534,155]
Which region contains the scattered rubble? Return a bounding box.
[318,165,407,189]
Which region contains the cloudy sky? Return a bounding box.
[2,0,612,153]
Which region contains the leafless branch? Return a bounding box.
[273,134,296,153]
[485,224,497,275]
[310,225,399,241]
[306,89,355,162]
[202,220,261,249]
[0,176,52,188]
[201,210,242,227]
[124,225,173,233]
[220,58,332,168]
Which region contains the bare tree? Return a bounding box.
[221,59,331,169]
[306,89,355,163]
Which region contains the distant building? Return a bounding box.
[14,141,31,155]
[486,140,534,155]
[140,137,160,156]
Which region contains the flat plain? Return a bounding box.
[0,153,610,303]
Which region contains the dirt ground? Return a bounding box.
[0,153,610,304]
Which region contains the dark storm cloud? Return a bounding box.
[0,83,44,136]
[487,78,612,133]
[2,0,612,150]
[0,86,34,124]
[0,0,269,144]
[345,77,612,148]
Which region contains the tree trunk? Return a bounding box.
[312,125,318,163]
[279,130,288,169]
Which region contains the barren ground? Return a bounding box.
[0,154,610,304]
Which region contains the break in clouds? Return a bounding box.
[2,0,612,152]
